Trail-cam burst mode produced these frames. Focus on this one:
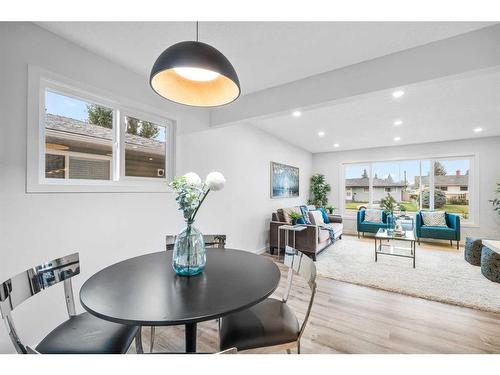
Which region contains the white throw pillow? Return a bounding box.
[308,210,325,226]
[421,211,447,227]
[364,209,383,223]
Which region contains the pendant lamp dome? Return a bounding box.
[150,22,240,107]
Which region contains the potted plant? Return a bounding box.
[288,211,303,226]
[380,193,399,233]
[308,174,331,208]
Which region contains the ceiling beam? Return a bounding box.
[210,24,500,127]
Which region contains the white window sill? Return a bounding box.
[26,180,173,194]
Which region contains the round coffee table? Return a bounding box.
[79,248,280,353]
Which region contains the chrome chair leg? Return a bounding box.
[297,340,301,354]
[135,327,144,354]
[150,326,156,353]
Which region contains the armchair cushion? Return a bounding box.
[364,209,383,223]
[421,211,447,227]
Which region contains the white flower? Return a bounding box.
[206,172,226,191]
[183,172,202,187]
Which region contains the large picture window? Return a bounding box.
[343,156,474,222]
[27,67,175,192]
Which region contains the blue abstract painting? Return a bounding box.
[271,162,299,198]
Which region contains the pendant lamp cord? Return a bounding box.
[196,21,199,42]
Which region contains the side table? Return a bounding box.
[277,224,307,261]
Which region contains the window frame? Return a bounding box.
[341,154,478,226]
[27,65,176,193]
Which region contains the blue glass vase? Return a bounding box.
[386,213,395,235]
[172,222,206,276]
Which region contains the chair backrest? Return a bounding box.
[0,253,80,353]
[282,247,317,339]
[166,234,227,250]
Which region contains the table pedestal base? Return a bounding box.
[185,322,197,353]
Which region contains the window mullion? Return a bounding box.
[369,163,373,208]
[429,159,435,210]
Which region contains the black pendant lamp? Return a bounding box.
[150,22,240,107]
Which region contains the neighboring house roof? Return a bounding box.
[418,175,469,186]
[346,177,405,188]
[45,113,165,152]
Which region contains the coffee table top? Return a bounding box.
[375,228,415,241]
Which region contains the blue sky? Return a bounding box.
[45,90,166,142]
[346,159,469,183]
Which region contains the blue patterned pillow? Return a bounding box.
[319,207,330,224]
[299,205,312,224]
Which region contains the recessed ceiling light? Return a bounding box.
[148,157,154,161]
[318,131,325,137]
[333,143,340,148]
[393,120,403,126]
[292,110,301,117]
[474,127,483,133]
[392,90,405,99]
[394,136,401,141]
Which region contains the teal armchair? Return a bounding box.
[357,209,392,238]
[416,211,460,249]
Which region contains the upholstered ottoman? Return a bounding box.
[481,246,500,283]
[464,237,484,266]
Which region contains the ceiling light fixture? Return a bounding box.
[393,120,403,126]
[333,143,340,148]
[392,90,405,99]
[150,22,240,107]
[292,111,301,117]
[394,136,401,141]
[318,131,325,137]
[474,127,483,133]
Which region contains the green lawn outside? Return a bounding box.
[345,200,468,216]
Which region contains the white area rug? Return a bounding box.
[316,236,500,312]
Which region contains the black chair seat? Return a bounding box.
[219,298,300,351]
[35,312,139,354]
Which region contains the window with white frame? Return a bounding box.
[342,156,475,223]
[27,67,175,192]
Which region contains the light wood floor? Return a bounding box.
[136,237,500,354]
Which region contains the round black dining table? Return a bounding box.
[79,248,281,353]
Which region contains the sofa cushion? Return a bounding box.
[277,207,301,224]
[421,211,447,227]
[308,210,324,226]
[319,207,330,224]
[299,205,312,224]
[318,228,330,243]
[364,209,383,223]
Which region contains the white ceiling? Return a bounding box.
[37,22,494,95]
[251,68,500,153]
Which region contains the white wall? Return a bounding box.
[0,22,312,353]
[312,137,500,238]
[178,124,312,253]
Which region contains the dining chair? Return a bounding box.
[165,234,227,250]
[149,234,227,353]
[0,253,139,354]
[218,247,317,354]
